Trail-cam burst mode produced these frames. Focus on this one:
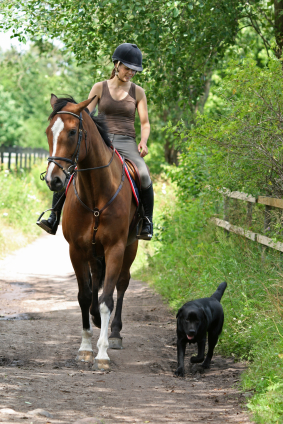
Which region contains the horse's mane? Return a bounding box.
[48,96,112,148]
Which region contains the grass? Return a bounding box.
[133,178,283,424]
[1,166,283,423]
[0,164,50,258]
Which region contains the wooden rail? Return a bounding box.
[213,190,283,253]
[0,146,49,170]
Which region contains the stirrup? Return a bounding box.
[36,219,57,235]
[137,217,153,241]
[36,209,58,235]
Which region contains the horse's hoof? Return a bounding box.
[92,359,110,371]
[76,350,94,363]
[108,337,123,349]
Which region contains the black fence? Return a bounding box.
[0,146,49,170]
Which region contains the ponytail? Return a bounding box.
[110,68,116,79]
[109,60,119,79]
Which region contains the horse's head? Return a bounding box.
[45,94,94,192]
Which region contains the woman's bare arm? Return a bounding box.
[136,87,150,158]
[88,82,103,114]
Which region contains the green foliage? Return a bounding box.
[0,84,25,146]
[167,57,283,198]
[134,182,283,423]
[0,45,96,148]
[0,164,50,258]
[0,0,242,110]
[0,165,49,232]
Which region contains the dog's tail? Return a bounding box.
[210,282,227,302]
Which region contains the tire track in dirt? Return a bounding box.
[0,227,254,424]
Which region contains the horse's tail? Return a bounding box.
[210,282,227,302]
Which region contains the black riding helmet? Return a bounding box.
[112,43,143,72]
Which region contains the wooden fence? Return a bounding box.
[0,146,49,170]
[212,190,283,253]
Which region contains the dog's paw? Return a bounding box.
[190,356,204,364]
[201,361,211,369]
[174,367,185,377]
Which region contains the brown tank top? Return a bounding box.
[98,81,137,139]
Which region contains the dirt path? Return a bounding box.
[0,227,253,424]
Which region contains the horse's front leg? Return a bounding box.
[90,257,106,329]
[93,246,124,370]
[70,245,94,363]
[109,241,138,349]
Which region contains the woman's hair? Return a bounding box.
[110,61,118,79]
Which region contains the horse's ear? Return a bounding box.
[50,94,58,109]
[73,96,97,114]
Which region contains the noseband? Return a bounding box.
[41,110,114,181]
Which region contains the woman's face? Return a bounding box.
[116,63,136,82]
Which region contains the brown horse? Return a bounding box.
[45,94,139,370]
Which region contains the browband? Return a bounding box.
[56,111,82,120]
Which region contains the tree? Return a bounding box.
[2,0,283,162]
[168,58,283,198]
[0,0,242,110]
[0,45,94,147]
[0,84,24,146]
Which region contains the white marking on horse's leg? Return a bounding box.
[95,302,111,360]
[79,324,93,352]
[46,117,64,181]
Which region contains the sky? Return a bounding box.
[0,30,29,51]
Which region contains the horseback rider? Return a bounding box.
[37,43,154,241]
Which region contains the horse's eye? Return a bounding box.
[69,129,77,137]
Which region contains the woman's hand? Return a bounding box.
[138,140,148,157]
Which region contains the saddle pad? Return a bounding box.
[115,150,139,206]
[65,150,139,206]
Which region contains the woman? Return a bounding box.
[37,43,153,240]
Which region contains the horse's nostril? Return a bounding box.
[50,177,64,192]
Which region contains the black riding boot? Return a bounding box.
[137,183,154,241]
[36,191,66,235]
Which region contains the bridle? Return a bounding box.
[41,108,126,256]
[40,110,115,181]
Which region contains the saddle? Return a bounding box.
[124,159,142,192]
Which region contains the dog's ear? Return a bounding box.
[176,308,182,319]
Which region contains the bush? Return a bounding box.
[134,181,283,424]
[0,164,50,258]
[167,57,283,199]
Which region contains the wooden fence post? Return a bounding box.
[8,152,11,170]
[261,204,272,261]
[264,205,272,233]
[247,203,253,227]
[223,196,230,236]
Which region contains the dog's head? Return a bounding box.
[176,305,207,341]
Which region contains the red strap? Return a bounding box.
[115,150,139,206]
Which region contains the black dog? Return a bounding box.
[175,282,227,377]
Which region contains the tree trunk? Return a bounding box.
[194,74,212,114]
[164,139,178,165]
[274,0,283,58]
